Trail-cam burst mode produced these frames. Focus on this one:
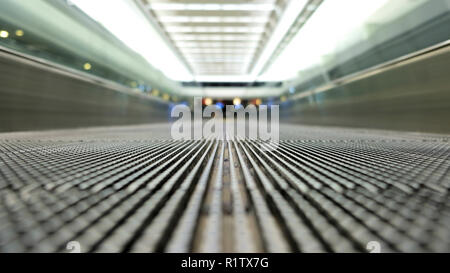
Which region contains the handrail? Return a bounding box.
[0,45,168,105]
[290,39,450,101]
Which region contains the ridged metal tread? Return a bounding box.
[0,125,449,253]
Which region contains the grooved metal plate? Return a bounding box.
[0,124,449,253]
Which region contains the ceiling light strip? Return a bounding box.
[149,3,276,11]
[159,16,269,23]
[166,26,266,33]
[259,0,324,75]
[171,35,261,41]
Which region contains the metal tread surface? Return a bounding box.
[0,124,449,253]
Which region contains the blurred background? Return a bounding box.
[1,0,450,253]
[0,0,449,132]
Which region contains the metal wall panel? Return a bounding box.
[280,44,450,134]
[0,51,169,132]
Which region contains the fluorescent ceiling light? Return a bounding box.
[188,58,250,61]
[194,69,245,71]
[251,0,308,76]
[159,16,268,23]
[181,48,256,53]
[176,42,259,48]
[191,62,245,66]
[172,34,261,41]
[204,68,244,70]
[184,52,252,56]
[188,59,250,63]
[166,26,266,33]
[260,0,391,81]
[193,68,246,71]
[200,66,245,68]
[195,67,245,69]
[194,75,257,82]
[192,65,244,68]
[70,0,192,81]
[195,71,246,74]
[196,73,246,75]
[150,3,276,11]
[172,35,261,41]
[186,56,253,61]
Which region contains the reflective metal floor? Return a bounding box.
[0,124,449,253]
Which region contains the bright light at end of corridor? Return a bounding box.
[204,98,213,106]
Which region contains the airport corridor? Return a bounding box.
[1,0,450,253]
